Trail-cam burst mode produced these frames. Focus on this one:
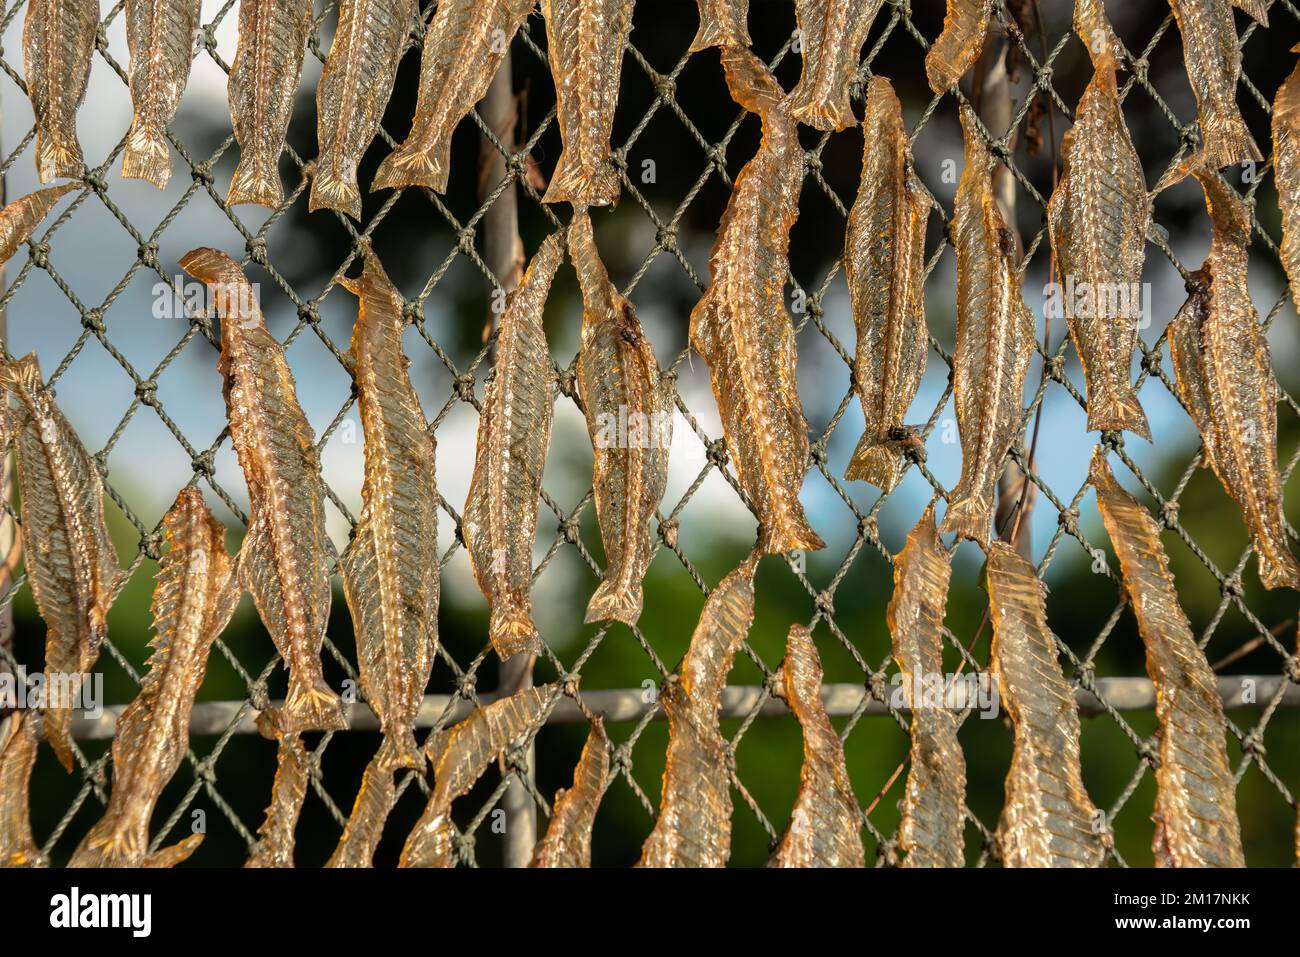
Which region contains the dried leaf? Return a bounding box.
[23,0,97,182]
[0,712,42,867]
[122,0,202,188]
[1272,44,1300,310]
[784,0,883,131]
[0,184,76,265]
[244,733,311,868]
[530,716,610,867]
[325,752,398,868]
[689,0,750,52]
[925,0,990,94]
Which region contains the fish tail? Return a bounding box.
[371,141,452,194]
[376,730,425,772]
[940,495,991,545]
[542,153,620,208]
[0,353,43,393]
[142,833,204,868]
[844,437,905,492]
[1257,548,1300,591]
[689,17,748,52]
[121,123,172,189]
[227,154,284,209]
[67,820,148,868]
[1087,389,1151,441]
[584,577,644,626]
[308,160,361,219]
[784,90,856,132]
[761,512,826,555]
[35,128,83,183]
[1190,118,1263,176]
[489,606,543,661]
[281,679,348,734]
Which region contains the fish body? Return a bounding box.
[571,212,671,625]
[0,712,42,867]
[244,733,312,868]
[689,48,824,555]
[463,235,564,660]
[1,353,124,771]
[784,0,883,131]
[23,0,98,182]
[180,248,346,732]
[689,0,749,52]
[843,76,928,492]
[325,752,399,868]
[530,716,610,867]
[122,0,202,188]
[1272,45,1300,310]
[925,0,989,94]
[0,184,77,264]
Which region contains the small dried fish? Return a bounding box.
[180,248,347,732]
[122,0,202,188]
[401,685,556,867]
[463,235,563,660]
[689,48,824,555]
[0,711,42,868]
[1046,51,1152,439]
[325,752,398,868]
[1090,450,1244,867]
[227,0,313,207]
[940,108,1036,546]
[530,716,610,867]
[843,76,928,493]
[541,0,635,207]
[372,0,535,194]
[689,0,749,52]
[68,488,238,868]
[986,542,1106,867]
[784,0,883,131]
[1167,0,1261,170]
[339,247,439,770]
[0,183,76,264]
[888,508,965,868]
[769,625,863,867]
[638,552,757,867]
[311,0,414,218]
[244,731,312,868]
[1166,167,1300,590]
[1,353,124,771]
[571,211,671,625]
[1272,44,1300,310]
[925,0,989,94]
[23,0,97,182]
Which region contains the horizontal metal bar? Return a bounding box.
[64,675,1300,740]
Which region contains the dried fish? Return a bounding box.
[227,0,313,207]
[0,711,42,867]
[180,248,347,731]
[1073,0,1124,66]
[23,0,97,182]
[689,0,749,52]
[541,0,635,207]
[1046,51,1152,439]
[325,752,398,868]
[122,0,202,188]
[769,625,863,867]
[244,731,312,868]
[530,716,610,867]
[372,0,535,195]
[638,552,757,867]
[1090,450,1244,866]
[925,0,989,94]
[311,0,414,218]
[784,0,883,131]
[689,48,824,555]
[69,489,238,868]
[1272,44,1300,310]
[939,108,1036,546]
[463,235,563,660]
[571,211,671,625]
[0,183,76,265]
[401,685,556,867]
[888,508,965,868]
[1166,167,1300,590]
[1167,0,1261,170]
[339,247,439,769]
[986,542,1106,867]
[1,353,124,771]
[843,76,928,493]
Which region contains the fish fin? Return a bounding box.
[121,123,171,189]
[584,578,643,626]
[0,353,43,393]
[142,833,204,868]
[543,154,620,208]
[785,96,856,133]
[940,496,991,545]
[1257,551,1300,591]
[371,143,452,194]
[376,731,425,773]
[489,607,543,661]
[308,162,361,219]
[1088,390,1151,441]
[280,679,347,734]
[844,437,904,492]
[227,155,284,209]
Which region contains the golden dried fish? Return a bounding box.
[843,76,928,492]
[325,752,398,868]
[0,183,76,265]
[372,0,535,194]
[1073,0,1124,66]
[1046,52,1152,439]
[122,0,202,188]
[23,0,97,182]
[1,353,124,771]
[689,48,824,555]
[925,0,989,94]
[784,0,882,131]
[1272,44,1300,310]
[68,488,238,868]
[1167,0,1261,170]
[1166,167,1300,590]
[541,0,634,207]
[571,211,671,625]
[689,0,749,52]
[463,235,563,660]
[769,625,863,867]
[227,0,313,207]
[638,553,757,867]
[311,0,414,218]
[940,108,1036,546]
[986,542,1106,867]
[0,711,42,867]
[1090,450,1244,867]
[180,248,347,731]
[339,247,439,770]
[244,732,312,868]
[400,685,556,867]
[888,508,965,868]
[530,716,610,867]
